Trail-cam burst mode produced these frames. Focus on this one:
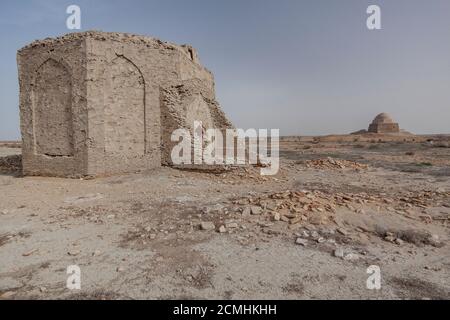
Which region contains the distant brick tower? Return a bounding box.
[368,113,400,134]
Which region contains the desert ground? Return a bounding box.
[0,135,449,300]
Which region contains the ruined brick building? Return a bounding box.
[368,113,400,134]
[17,31,233,177]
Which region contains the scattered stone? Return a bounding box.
[250,206,262,215]
[273,212,281,221]
[317,237,326,243]
[218,226,227,233]
[295,238,308,246]
[290,217,302,225]
[428,234,443,247]
[337,228,348,236]
[301,230,310,238]
[309,215,326,225]
[200,221,215,231]
[334,248,345,258]
[116,266,125,272]
[395,238,404,246]
[242,207,251,216]
[258,222,273,228]
[22,249,38,257]
[343,253,359,261]
[431,234,439,241]
[306,157,368,170]
[0,291,15,299]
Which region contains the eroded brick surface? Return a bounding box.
[17,31,232,177]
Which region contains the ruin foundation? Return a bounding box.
[17,31,232,177]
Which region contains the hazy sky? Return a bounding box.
[1,0,449,140]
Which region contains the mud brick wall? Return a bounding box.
[17,31,232,177]
[368,123,400,134]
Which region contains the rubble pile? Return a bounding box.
[305,157,368,170]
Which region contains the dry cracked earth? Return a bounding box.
[0,137,449,300]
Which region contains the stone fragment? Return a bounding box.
[343,253,359,261]
[368,113,400,134]
[250,206,262,215]
[225,222,238,229]
[384,235,396,242]
[242,207,251,216]
[312,214,329,225]
[334,248,345,258]
[317,237,326,243]
[301,230,310,238]
[310,231,319,239]
[290,217,302,225]
[68,250,80,256]
[273,212,281,221]
[0,291,15,299]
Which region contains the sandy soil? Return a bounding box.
[0,138,449,300]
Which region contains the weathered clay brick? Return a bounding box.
[17,31,232,177]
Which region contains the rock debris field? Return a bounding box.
[0,136,449,299]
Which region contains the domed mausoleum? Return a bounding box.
[368,113,400,134]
